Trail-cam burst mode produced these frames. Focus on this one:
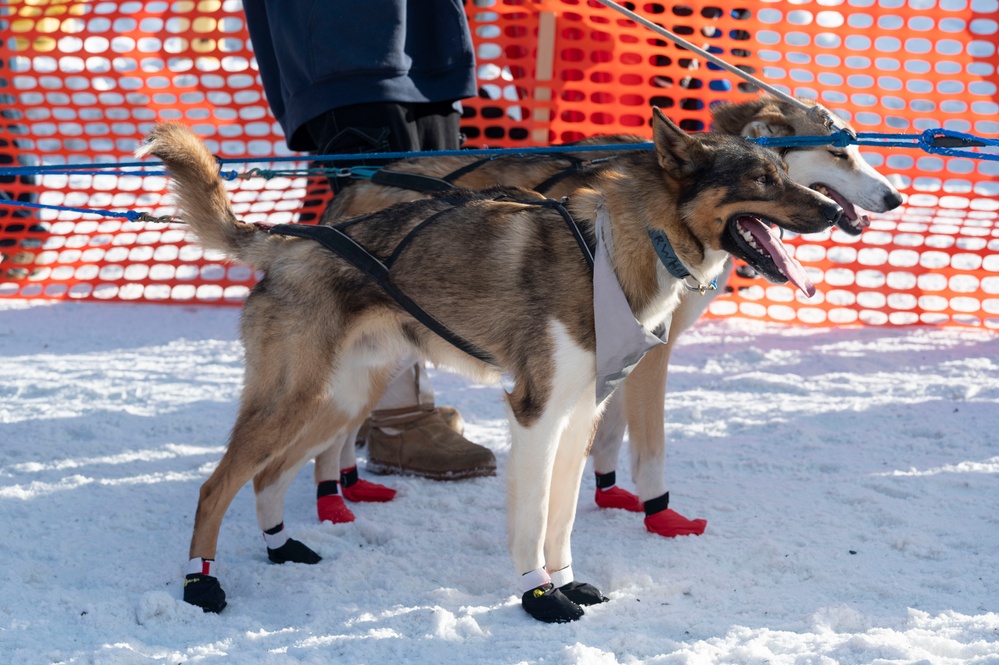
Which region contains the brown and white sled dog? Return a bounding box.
[140,109,844,622]
[589,96,904,535]
[312,95,904,534]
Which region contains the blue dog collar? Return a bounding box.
[647,228,717,294]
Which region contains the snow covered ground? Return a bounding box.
[1,298,997,664]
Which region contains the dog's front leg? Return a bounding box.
[588,391,642,512]
[624,342,706,537]
[543,388,609,610]
[506,390,589,624]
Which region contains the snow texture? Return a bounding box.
[1,299,997,664]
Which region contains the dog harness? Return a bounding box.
[270,193,689,405]
[365,153,614,197]
[267,194,594,368]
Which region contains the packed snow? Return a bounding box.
[1,298,997,664]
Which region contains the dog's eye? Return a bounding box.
[756,174,770,185]
[829,150,849,160]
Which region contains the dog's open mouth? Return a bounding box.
[725,215,816,298]
[812,184,869,235]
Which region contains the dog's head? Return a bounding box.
[652,107,843,297]
[713,96,904,235]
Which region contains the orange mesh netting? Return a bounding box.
[0,0,997,328]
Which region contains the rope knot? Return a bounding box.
[829,130,855,148]
[128,211,177,224]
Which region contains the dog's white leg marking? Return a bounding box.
[506,321,596,586]
[506,406,563,583]
[314,428,357,483]
[256,430,347,530]
[590,389,625,474]
[255,465,296,533]
[544,384,599,576]
[337,425,360,471]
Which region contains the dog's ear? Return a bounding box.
[652,107,707,178]
[741,111,794,139]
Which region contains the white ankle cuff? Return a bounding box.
[263,526,289,550]
[186,557,215,576]
[520,567,552,592]
[548,565,573,588]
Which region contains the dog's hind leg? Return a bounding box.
[312,430,358,524]
[254,406,353,564]
[624,341,707,538]
[183,386,335,612]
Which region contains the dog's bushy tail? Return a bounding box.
[137,123,272,268]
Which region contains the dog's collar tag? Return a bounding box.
[648,228,715,293]
[683,275,718,295]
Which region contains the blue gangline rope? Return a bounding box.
[0,198,175,223]
[1,128,997,221]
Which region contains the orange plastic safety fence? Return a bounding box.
[0,0,997,328]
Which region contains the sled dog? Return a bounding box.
[312,96,903,533]
[140,109,843,622]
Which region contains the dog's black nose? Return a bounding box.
[882,190,904,211]
[823,202,844,227]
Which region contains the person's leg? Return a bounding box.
[365,358,495,479]
[305,101,496,481]
[304,101,421,193]
[412,100,466,151]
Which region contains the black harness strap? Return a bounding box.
[441,156,495,184]
[268,221,498,366]
[370,169,455,193]
[532,156,587,195]
[536,198,595,269]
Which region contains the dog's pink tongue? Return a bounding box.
[824,188,870,231]
[738,217,816,298]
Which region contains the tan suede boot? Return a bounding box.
[356,404,464,446]
[365,404,495,479]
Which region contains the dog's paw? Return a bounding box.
[558,581,609,606]
[183,574,227,613]
[267,538,322,565]
[317,495,356,523]
[644,508,707,537]
[521,583,584,623]
[341,478,397,503]
[594,486,642,512]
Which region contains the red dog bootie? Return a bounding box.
[316,480,355,524]
[339,466,396,503]
[593,471,642,512]
[643,492,706,537]
[595,487,642,512]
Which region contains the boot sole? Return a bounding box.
[366,461,496,481]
